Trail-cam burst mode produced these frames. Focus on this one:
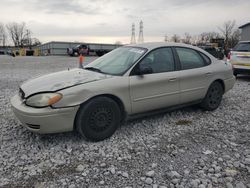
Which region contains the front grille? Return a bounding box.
[26,124,40,130]
[19,88,25,99]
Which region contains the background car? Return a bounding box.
[0,50,5,55]
[228,41,250,76]
[67,43,121,57]
[199,46,224,60]
[67,44,89,56]
[11,42,235,141]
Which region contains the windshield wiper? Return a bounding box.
[84,67,103,73]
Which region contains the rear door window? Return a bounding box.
[233,42,250,52]
[176,47,206,70]
[199,52,211,65]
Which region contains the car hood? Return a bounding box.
[21,68,111,97]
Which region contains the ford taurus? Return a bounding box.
[11,42,235,141]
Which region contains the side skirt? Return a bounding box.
[126,100,203,121]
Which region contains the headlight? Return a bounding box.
[25,93,63,108]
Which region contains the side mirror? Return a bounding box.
[135,66,153,75]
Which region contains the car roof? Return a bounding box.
[125,42,217,61]
[199,46,215,49]
[238,41,250,43]
[127,42,200,51]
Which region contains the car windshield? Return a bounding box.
[233,42,250,52]
[84,47,147,75]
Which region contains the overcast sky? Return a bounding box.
[1,0,250,44]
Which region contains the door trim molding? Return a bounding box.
[133,91,179,102]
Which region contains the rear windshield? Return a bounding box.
[233,42,250,52]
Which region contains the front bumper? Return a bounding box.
[11,94,79,134]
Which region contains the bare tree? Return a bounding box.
[0,23,7,47]
[171,34,180,43]
[31,38,41,46]
[183,33,192,44]
[21,29,34,47]
[190,35,199,45]
[164,34,168,42]
[199,32,220,44]
[219,20,236,50]
[229,29,240,48]
[199,32,208,44]
[6,22,31,47]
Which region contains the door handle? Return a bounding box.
[206,72,212,76]
[169,78,177,82]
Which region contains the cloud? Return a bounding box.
[28,0,103,15]
[0,0,250,44]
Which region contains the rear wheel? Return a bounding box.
[233,71,238,77]
[200,81,223,111]
[75,97,121,141]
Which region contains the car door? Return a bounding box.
[174,47,213,104]
[129,47,180,114]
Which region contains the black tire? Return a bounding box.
[233,71,237,77]
[200,81,223,111]
[75,97,121,141]
[96,51,101,56]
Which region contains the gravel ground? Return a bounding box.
[0,55,249,188]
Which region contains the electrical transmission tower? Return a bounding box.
[138,20,144,43]
[130,23,136,44]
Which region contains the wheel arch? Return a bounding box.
[212,79,225,93]
[73,94,127,130]
[200,79,225,111]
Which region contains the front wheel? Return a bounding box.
[200,81,223,111]
[75,97,121,141]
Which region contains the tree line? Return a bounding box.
[0,22,41,48]
[165,20,240,50]
[0,20,241,50]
